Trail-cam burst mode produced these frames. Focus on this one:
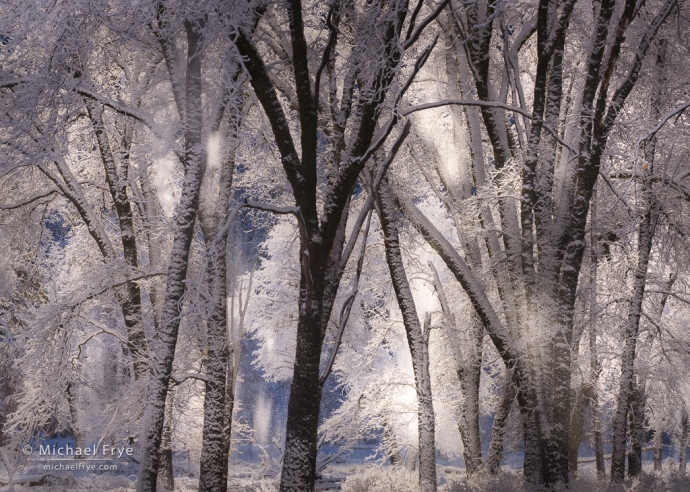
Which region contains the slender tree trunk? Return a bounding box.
[157,388,175,492]
[377,179,437,492]
[429,262,482,475]
[137,20,206,492]
[486,376,516,474]
[568,387,586,476]
[39,156,149,380]
[456,321,483,476]
[609,184,658,482]
[653,427,663,471]
[85,102,150,379]
[609,34,668,477]
[627,393,644,477]
[589,188,606,479]
[196,80,241,492]
[680,410,689,473]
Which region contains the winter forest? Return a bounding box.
[1,0,690,491]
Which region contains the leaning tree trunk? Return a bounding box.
[85,101,150,379]
[429,262,482,475]
[136,19,206,492]
[377,179,438,492]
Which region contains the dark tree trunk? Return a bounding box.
[627,386,645,477]
[85,101,150,379]
[568,387,586,476]
[279,308,326,491]
[653,427,663,471]
[232,2,447,490]
[197,247,231,492]
[157,388,175,492]
[456,321,483,476]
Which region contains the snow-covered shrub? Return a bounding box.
[341,466,419,492]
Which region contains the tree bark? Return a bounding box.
[136,19,206,492]
[609,171,658,481]
[485,377,516,474]
[627,386,645,477]
[376,178,438,492]
[429,262,482,475]
[84,101,150,379]
[568,387,586,476]
[196,71,242,492]
[680,410,689,473]
[157,388,175,492]
[653,427,663,471]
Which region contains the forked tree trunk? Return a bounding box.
[85,101,150,380]
[377,179,437,492]
[196,79,241,492]
[136,19,206,492]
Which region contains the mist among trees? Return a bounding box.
[1,0,690,490]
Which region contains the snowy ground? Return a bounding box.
[4,460,690,491]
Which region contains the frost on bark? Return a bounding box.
[84,99,150,379]
[418,0,679,485]
[611,22,675,482]
[376,179,437,492]
[393,189,547,483]
[157,388,175,492]
[485,377,516,475]
[197,98,240,492]
[430,261,483,475]
[232,1,446,489]
[680,410,690,473]
[136,18,206,492]
[39,153,150,380]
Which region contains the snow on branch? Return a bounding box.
[403,0,451,50]
[401,99,576,154]
[637,100,690,147]
[77,87,157,131]
[0,189,57,209]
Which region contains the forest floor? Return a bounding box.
[4,461,690,491]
